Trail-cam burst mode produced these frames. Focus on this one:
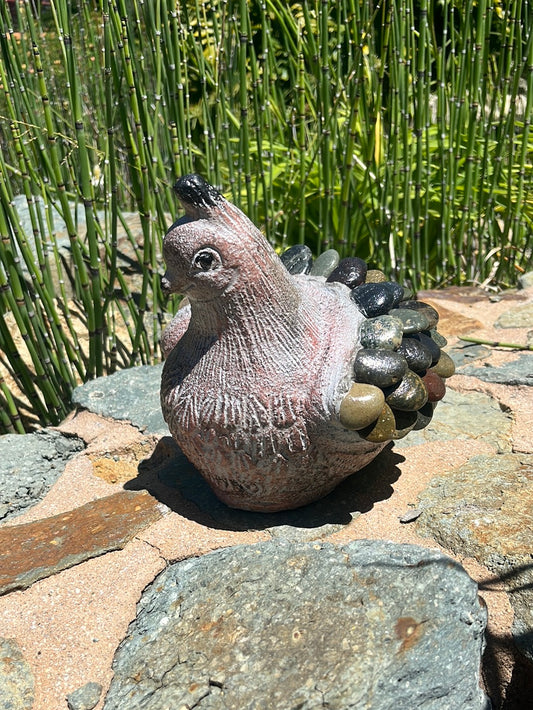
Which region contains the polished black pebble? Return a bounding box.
[413,332,441,365]
[396,336,433,373]
[400,300,439,329]
[391,409,418,439]
[388,282,405,305]
[389,307,431,334]
[326,257,368,289]
[360,315,404,350]
[350,282,402,318]
[413,401,436,430]
[354,348,408,388]
[429,328,448,348]
[385,370,428,411]
[280,244,313,274]
[310,249,340,278]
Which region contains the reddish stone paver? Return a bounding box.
[0,491,163,595]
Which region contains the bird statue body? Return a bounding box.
[161,175,452,512]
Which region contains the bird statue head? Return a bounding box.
[161,174,292,310]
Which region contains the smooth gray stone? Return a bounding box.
[0,428,84,521]
[72,364,167,434]
[391,307,431,333]
[458,353,533,386]
[360,315,404,350]
[67,682,103,710]
[518,271,533,289]
[415,453,533,665]
[429,327,447,347]
[309,248,340,277]
[0,637,34,710]
[354,348,408,388]
[103,540,489,710]
[400,300,439,329]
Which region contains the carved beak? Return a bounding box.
[160,273,172,294]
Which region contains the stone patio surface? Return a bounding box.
[0,284,532,709]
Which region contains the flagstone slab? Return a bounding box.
[415,452,533,663]
[72,365,166,435]
[0,428,85,521]
[103,539,489,710]
[0,491,163,596]
[457,352,533,386]
[495,303,533,329]
[0,637,34,710]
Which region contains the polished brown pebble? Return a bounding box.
[430,350,456,378]
[365,269,388,283]
[385,371,428,411]
[359,403,396,442]
[421,370,446,402]
[339,383,386,430]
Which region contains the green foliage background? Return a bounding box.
[0,0,532,432]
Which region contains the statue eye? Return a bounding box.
[193,249,219,272]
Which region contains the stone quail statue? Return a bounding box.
[160,175,454,512]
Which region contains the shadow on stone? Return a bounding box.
[482,622,533,710]
[124,437,403,533]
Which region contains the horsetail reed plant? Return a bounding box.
[0,0,532,432]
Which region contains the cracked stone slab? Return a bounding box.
[415,453,533,663]
[72,365,167,435]
[0,491,164,595]
[456,352,533,386]
[0,428,85,521]
[495,303,533,329]
[0,637,34,710]
[392,388,512,451]
[448,344,492,368]
[103,540,489,710]
[67,681,103,710]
